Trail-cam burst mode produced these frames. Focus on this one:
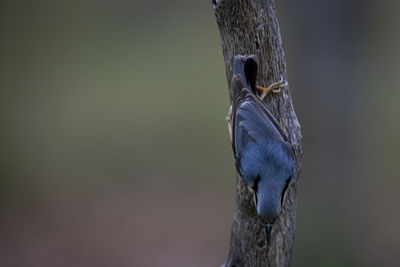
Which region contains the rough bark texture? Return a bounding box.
[212,0,303,266]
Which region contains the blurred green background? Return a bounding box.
[1,0,399,266]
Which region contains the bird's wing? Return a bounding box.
[232,80,289,160]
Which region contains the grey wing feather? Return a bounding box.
[233,89,287,158]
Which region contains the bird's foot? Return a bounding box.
[226,105,233,143]
[256,76,287,100]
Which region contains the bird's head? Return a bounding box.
[240,139,296,225]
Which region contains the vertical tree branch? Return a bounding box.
[213,0,303,266]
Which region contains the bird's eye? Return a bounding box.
[281,176,292,205]
[252,175,260,194]
[248,175,260,206]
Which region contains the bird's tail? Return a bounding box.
[233,55,258,94]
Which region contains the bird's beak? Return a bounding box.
[265,223,273,245]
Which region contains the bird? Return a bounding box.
[226,55,296,245]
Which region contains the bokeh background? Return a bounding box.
[1,0,399,266]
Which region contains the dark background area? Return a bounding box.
[1,0,399,266]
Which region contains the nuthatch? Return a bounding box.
[226,55,296,244]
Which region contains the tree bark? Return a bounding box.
[212,0,303,266]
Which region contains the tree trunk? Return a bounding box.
[212,0,303,266]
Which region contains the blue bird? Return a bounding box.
[227,55,296,243]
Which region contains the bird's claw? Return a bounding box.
[257,76,287,100]
[226,105,233,142]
